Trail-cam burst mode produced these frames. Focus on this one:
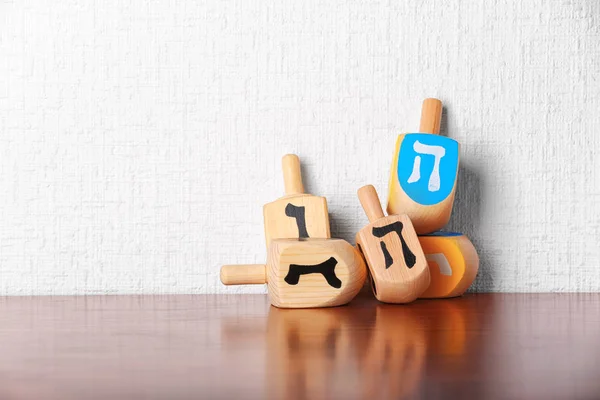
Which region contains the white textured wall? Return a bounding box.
[1,0,599,295]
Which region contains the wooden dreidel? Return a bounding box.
[220,239,366,308]
[418,231,479,298]
[355,185,430,303]
[387,98,460,234]
[263,154,330,247]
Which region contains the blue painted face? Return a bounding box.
[421,231,463,237]
[397,134,459,206]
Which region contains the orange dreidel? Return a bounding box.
[418,231,479,298]
[220,239,366,308]
[355,185,430,303]
[387,98,459,234]
[263,154,331,248]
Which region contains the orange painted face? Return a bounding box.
[418,232,479,298]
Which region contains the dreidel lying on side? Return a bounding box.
[387,98,460,234]
[263,154,330,248]
[355,185,430,303]
[220,239,366,308]
[418,231,479,298]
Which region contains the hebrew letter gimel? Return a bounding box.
[372,222,416,269]
[407,140,446,192]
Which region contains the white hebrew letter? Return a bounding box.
[407,156,421,183]
[426,253,452,276]
[408,140,446,192]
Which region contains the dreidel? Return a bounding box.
[220,239,366,308]
[355,185,430,303]
[387,98,460,234]
[418,231,479,298]
[263,154,330,247]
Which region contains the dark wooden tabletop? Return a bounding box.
[0,293,599,400]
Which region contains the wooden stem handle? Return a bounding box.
[357,185,385,223]
[220,264,267,285]
[419,98,442,135]
[282,154,305,195]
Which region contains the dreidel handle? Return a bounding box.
[282,154,305,195]
[358,185,385,223]
[220,264,267,285]
[419,98,443,135]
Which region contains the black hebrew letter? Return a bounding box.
[285,203,309,238]
[379,241,395,269]
[284,257,341,289]
[372,221,417,269]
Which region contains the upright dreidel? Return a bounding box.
[263,154,330,247]
[387,98,459,234]
[418,231,479,298]
[355,185,430,303]
[220,239,366,308]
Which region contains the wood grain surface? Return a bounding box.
[0,294,599,399]
[356,184,429,303]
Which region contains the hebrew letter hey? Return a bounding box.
[407,140,446,192]
[372,222,417,269]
